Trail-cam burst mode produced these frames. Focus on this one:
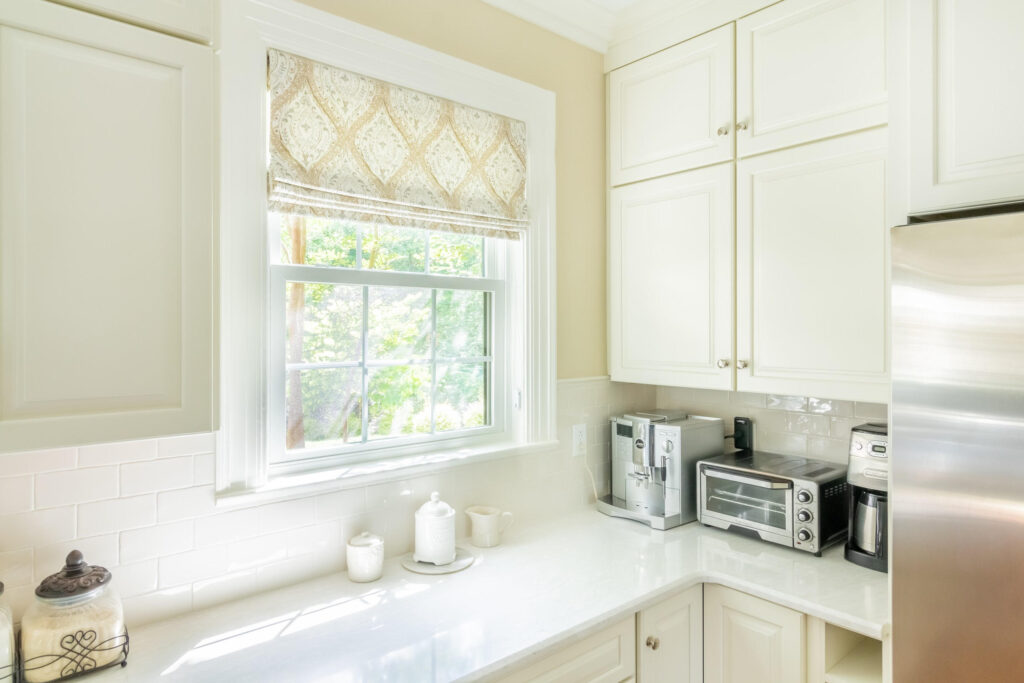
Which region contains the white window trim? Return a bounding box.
[217,0,557,504]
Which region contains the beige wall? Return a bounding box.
[296,0,607,379]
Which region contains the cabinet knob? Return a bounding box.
[716,359,730,369]
[646,636,660,650]
[716,124,730,136]
[736,120,749,131]
[736,360,749,369]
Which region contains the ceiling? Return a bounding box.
[480,0,646,53]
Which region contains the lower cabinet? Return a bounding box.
[637,584,702,682]
[500,615,636,683]
[704,585,806,683]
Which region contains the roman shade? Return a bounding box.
[267,48,529,240]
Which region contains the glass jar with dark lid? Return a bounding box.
[0,581,14,682]
[20,551,128,683]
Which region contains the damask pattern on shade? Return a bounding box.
[267,49,529,240]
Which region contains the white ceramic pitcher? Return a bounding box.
[465,506,514,548]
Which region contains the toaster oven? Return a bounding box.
[697,451,848,556]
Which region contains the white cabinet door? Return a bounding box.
[736,129,889,403]
[609,163,734,389]
[638,584,702,683]
[50,0,213,43]
[704,585,806,683]
[609,24,734,186]
[736,0,887,157]
[0,0,214,451]
[500,615,636,683]
[906,0,1024,212]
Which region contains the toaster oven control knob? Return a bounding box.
[663,440,674,453]
[796,489,813,504]
[797,509,812,523]
[797,529,813,542]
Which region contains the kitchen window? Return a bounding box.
[218,0,556,499]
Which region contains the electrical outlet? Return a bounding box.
[572,423,587,457]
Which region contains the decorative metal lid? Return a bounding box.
[35,550,111,600]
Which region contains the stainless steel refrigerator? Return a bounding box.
[891,210,1024,682]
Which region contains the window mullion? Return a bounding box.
[430,288,438,435]
[360,284,369,444]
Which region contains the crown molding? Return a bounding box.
[480,0,618,53]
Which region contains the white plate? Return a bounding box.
[400,547,475,575]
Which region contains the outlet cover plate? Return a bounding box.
[572,423,587,457]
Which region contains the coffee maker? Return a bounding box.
[596,410,724,530]
[845,423,889,572]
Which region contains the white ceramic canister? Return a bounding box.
[0,582,13,683]
[21,551,127,683]
[346,532,384,582]
[413,492,456,565]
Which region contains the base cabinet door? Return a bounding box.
[704,585,806,683]
[735,128,889,403]
[608,24,734,185]
[500,616,636,683]
[906,0,1024,212]
[637,584,702,683]
[609,164,734,389]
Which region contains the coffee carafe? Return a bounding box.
[845,423,889,572]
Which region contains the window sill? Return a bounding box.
[214,438,560,508]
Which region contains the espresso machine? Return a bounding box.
[596,410,724,530]
[845,423,889,572]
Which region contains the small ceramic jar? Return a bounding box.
[21,551,127,683]
[0,582,13,683]
[346,532,384,582]
[413,492,456,566]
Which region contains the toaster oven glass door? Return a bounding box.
[701,467,794,538]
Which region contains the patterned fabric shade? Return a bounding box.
[267,49,529,240]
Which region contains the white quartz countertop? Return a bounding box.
[92,509,889,682]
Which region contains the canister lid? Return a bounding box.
[348,531,383,547]
[416,491,454,517]
[36,550,111,600]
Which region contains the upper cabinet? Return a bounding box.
[735,0,887,157]
[608,24,734,186]
[0,0,214,452]
[902,0,1024,213]
[50,0,214,43]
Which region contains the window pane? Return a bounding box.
[367,365,431,440]
[361,224,426,273]
[429,232,484,277]
[287,282,362,364]
[368,287,431,361]
[286,368,362,450]
[278,214,359,269]
[435,363,487,432]
[436,290,487,358]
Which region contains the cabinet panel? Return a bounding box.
[51,0,213,43]
[609,164,734,389]
[638,584,702,683]
[736,129,888,402]
[500,615,636,683]
[0,1,213,451]
[609,24,733,185]
[705,585,805,683]
[736,0,886,157]
[907,0,1024,212]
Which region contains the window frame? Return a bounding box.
[217,0,556,502]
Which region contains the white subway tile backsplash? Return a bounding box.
[767,394,808,412]
[807,398,854,417]
[257,498,317,535]
[35,466,118,508]
[0,549,34,588]
[315,489,365,522]
[193,453,215,486]
[120,521,194,563]
[157,485,217,522]
[122,585,192,627]
[79,495,157,537]
[0,476,33,514]
[785,412,830,436]
[193,569,260,611]
[0,448,76,477]
[195,508,259,548]
[79,439,157,467]
[159,546,228,588]
[0,507,76,550]
[157,433,216,458]
[225,534,289,573]
[109,560,158,598]
[855,402,888,420]
[121,456,194,495]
